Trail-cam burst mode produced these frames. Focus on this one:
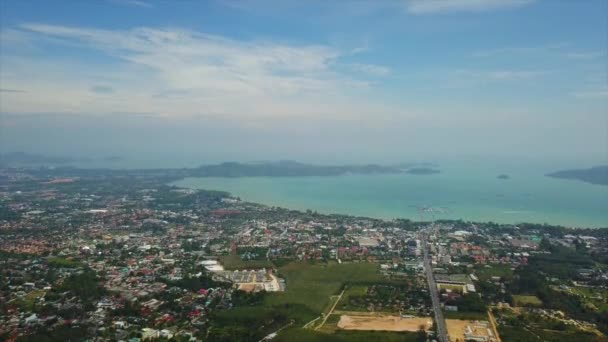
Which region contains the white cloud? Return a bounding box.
[108,0,153,8]
[563,51,604,60]
[572,88,608,99]
[1,24,397,120]
[348,63,391,76]
[471,43,568,58]
[450,69,548,83]
[406,0,535,14]
[485,70,547,80]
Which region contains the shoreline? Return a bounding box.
[171,177,608,229]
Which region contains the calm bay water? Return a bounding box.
[172,162,608,228]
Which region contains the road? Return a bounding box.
[259,320,294,341]
[422,233,449,342]
[315,289,345,330]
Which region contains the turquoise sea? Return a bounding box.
[172,161,608,228]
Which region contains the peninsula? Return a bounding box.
[405,167,441,175]
[189,161,405,177]
[546,165,608,186]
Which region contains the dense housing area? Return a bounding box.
[1,167,607,341]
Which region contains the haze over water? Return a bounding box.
[174,160,608,228]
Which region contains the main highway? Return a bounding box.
[422,233,449,342]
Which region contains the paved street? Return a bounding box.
[423,233,449,342]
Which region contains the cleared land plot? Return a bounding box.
[446,319,493,342]
[512,294,543,307]
[338,314,432,332]
[438,283,465,293]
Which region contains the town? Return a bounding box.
[1,167,607,341]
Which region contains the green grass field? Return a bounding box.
[47,256,82,268]
[275,327,423,342]
[337,285,368,311]
[443,310,488,321]
[218,254,273,270]
[474,264,514,282]
[512,295,543,307]
[208,261,390,340]
[265,262,383,315]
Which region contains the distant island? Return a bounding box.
[546,165,608,186]
[405,167,440,175]
[497,174,510,180]
[191,160,405,177]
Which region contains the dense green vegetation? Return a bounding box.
[508,240,608,335]
[58,269,105,300]
[207,305,297,342]
[275,328,425,342]
[495,309,606,342]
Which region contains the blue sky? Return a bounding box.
[0,0,606,164]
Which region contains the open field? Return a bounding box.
[337,314,432,332]
[265,262,383,314]
[47,256,82,268]
[275,328,424,342]
[512,294,543,307]
[218,254,273,270]
[338,285,368,311]
[446,319,494,342]
[570,287,608,312]
[438,283,465,292]
[474,264,514,282]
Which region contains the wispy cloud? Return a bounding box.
[452,69,548,83]
[572,88,608,99]
[563,51,605,60]
[406,0,535,14]
[90,85,114,94]
[348,63,391,77]
[0,88,27,93]
[471,43,568,58]
[2,23,395,120]
[484,70,548,81]
[108,0,153,8]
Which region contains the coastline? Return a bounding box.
[171,175,608,229]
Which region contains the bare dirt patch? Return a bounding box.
[337,314,432,332]
[446,319,495,342]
